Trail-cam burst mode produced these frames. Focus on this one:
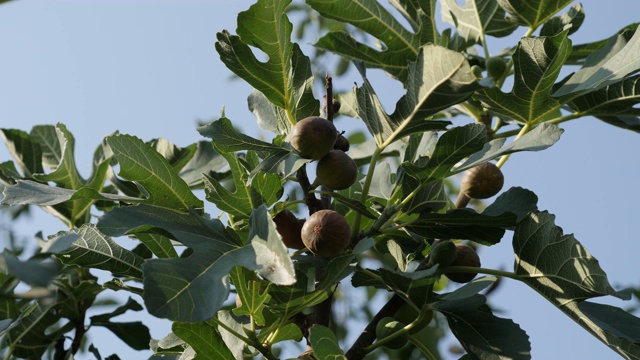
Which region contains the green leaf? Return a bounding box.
[134,233,178,259]
[539,3,584,37]
[91,299,151,351]
[456,123,564,170]
[514,211,628,303]
[215,0,318,125]
[248,89,292,135]
[496,0,573,29]
[308,325,346,360]
[178,141,227,188]
[29,124,62,170]
[402,123,486,181]
[440,275,498,301]
[1,179,144,206]
[482,186,539,223]
[31,124,83,189]
[477,30,572,124]
[216,310,248,359]
[554,28,640,97]
[320,191,377,220]
[54,224,145,279]
[0,128,43,178]
[257,322,303,344]
[197,117,284,155]
[173,320,234,360]
[231,267,270,326]
[0,160,21,184]
[566,25,638,65]
[434,294,531,359]
[106,134,203,212]
[98,204,295,322]
[441,0,518,43]
[576,301,640,357]
[1,252,60,287]
[0,302,37,339]
[4,302,62,359]
[410,208,516,245]
[308,0,430,82]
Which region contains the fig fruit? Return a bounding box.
[301,210,350,257]
[394,303,433,335]
[333,134,350,152]
[375,317,408,350]
[460,162,504,199]
[427,240,457,268]
[290,116,337,160]
[315,150,358,190]
[273,209,306,249]
[444,243,481,283]
[486,56,508,79]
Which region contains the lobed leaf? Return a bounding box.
[308,325,346,360]
[0,128,43,178]
[173,320,234,360]
[496,0,573,29]
[441,0,518,43]
[477,30,572,124]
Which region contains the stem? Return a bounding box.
[350,146,384,239]
[362,305,430,353]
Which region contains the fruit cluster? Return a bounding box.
[274,115,359,257]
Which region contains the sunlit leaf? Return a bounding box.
[441,0,518,43]
[496,0,573,29]
[173,320,234,360]
[309,325,346,360]
[1,180,144,206]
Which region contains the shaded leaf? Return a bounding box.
[1,252,60,287]
[440,275,498,301]
[178,141,227,188]
[4,302,62,359]
[197,117,283,155]
[173,321,234,360]
[477,30,572,124]
[434,294,531,359]
[93,321,151,351]
[134,233,179,259]
[482,186,539,223]
[0,128,43,178]
[308,325,346,360]
[231,267,270,326]
[540,3,584,37]
[98,205,295,322]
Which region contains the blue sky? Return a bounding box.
[0,1,638,359]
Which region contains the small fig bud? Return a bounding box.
[375,317,408,350]
[428,240,457,268]
[444,243,481,283]
[471,65,483,79]
[486,57,508,80]
[333,134,350,152]
[290,116,338,160]
[273,209,306,249]
[301,210,350,257]
[460,162,504,199]
[315,150,358,190]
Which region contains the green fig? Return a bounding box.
[375,317,408,350]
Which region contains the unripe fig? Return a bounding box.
[301,210,350,257]
[273,209,306,249]
[444,243,481,283]
[460,162,504,199]
[428,240,457,268]
[375,317,408,350]
[290,116,338,160]
[486,57,508,79]
[333,134,350,152]
[394,303,433,335]
[315,150,358,190]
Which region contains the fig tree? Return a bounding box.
[375,317,408,350]
[444,243,481,283]
[315,150,358,190]
[273,209,306,249]
[301,209,350,257]
[290,116,337,160]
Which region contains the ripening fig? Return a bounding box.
[427,240,457,268]
[444,243,481,283]
[460,162,504,200]
[290,116,337,160]
[301,210,350,257]
[273,209,306,249]
[315,150,358,190]
[375,317,409,350]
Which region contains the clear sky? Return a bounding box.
[0,1,638,359]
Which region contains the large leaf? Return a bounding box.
[106,134,203,212]
[97,204,295,322]
[308,325,346,360]
[0,128,43,178]
[554,28,640,97]
[215,0,318,126]
[539,3,584,37]
[3,302,63,359]
[496,0,573,29]
[309,0,426,82]
[401,123,486,181]
[477,30,572,124]
[565,75,640,132]
[482,186,539,223]
[455,123,564,170]
[173,320,234,360]
[441,0,518,43]
[434,294,531,359]
[52,224,145,279]
[512,212,640,358]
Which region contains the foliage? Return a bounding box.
[2,0,640,359]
